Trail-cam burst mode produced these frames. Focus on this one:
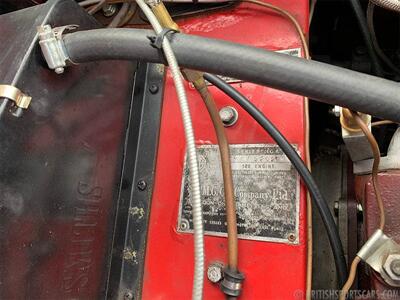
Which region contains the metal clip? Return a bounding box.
[357,229,400,287]
[37,24,78,74]
[0,85,32,109]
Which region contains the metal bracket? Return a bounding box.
[336,106,374,162]
[358,229,400,287]
[37,24,78,74]
[0,85,32,109]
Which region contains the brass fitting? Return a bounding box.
[151,2,180,32]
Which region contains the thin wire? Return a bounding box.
[340,111,386,299]
[145,0,239,274]
[341,118,395,132]
[367,2,400,76]
[79,0,101,7]
[194,80,239,271]
[108,2,130,27]
[351,112,385,230]
[239,1,313,297]
[339,256,361,300]
[88,0,107,15]
[371,0,400,12]
[205,73,348,285]
[135,0,204,299]
[118,3,138,26]
[372,120,395,126]
[309,0,318,25]
[348,0,385,77]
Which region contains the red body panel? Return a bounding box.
[143,1,309,299]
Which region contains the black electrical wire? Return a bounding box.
[203,73,348,287]
[348,0,384,77]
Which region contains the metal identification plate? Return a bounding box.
[178,144,300,244]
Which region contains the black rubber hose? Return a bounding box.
[203,73,348,287]
[348,0,384,76]
[63,29,400,123]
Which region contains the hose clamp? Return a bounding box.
[0,85,32,109]
[147,28,178,49]
[37,24,78,74]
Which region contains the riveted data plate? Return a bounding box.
[178,144,300,244]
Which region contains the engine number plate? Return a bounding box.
[178,144,300,244]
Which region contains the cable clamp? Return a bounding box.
[147,28,178,49]
[0,85,32,109]
[37,24,78,74]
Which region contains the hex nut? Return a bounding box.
[207,262,224,283]
[391,258,400,277]
[383,254,400,281]
[137,180,147,191]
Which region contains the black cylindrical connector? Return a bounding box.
[220,268,245,298]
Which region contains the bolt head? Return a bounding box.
[137,180,147,191]
[207,263,224,283]
[149,84,159,94]
[331,105,341,117]
[102,4,117,17]
[219,106,238,127]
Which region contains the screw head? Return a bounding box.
[137,180,147,191]
[180,219,190,231]
[207,262,224,283]
[288,233,297,243]
[102,4,117,17]
[330,105,341,117]
[219,106,238,127]
[149,84,159,94]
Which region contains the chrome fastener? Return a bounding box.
[207,262,224,283]
[219,106,238,127]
